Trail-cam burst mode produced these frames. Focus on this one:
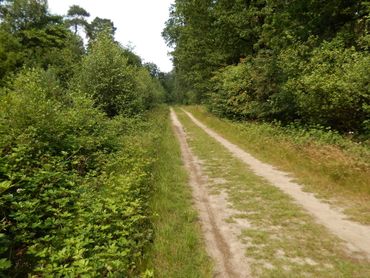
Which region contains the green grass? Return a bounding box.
[175,107,370,277]
[145,107,212,278]
[184,106,370,224]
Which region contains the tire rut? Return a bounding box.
[170,108,251,278]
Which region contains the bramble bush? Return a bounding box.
[0,68,160,276]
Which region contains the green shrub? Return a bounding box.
[134,67,165,110]
[76,32,143,117]
[0,68,158,276]
[208,62,253,119]
[208,51,280,121]
[208,37,370,135]
[285,39,370,132]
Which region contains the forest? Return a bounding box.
[1,0,370,277]
[164,0,370,136]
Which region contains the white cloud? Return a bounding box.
[48,0,174,72]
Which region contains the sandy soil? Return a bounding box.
[182,108,370,260]
[170,109,251,278]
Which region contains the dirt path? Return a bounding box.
[170,109,251,278]
[181,108,370,260]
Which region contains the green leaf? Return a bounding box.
[0,258,11,270]
[0,181,12,194]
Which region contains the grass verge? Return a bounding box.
[184,106,370,224]
[175,108,370,277]
[145,106,212,278]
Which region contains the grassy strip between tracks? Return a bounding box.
[144,107,212,278]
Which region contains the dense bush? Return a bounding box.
[134,67,165,110]
[288,40,370,132]
[76,33,141,117]
[77,32,164,117]
[208,37,370,134]
[0,68,159,276]
[208,51,281,121]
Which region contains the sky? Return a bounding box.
[48,0,174,72]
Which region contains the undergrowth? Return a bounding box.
[0,69,162,276]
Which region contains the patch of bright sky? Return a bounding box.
[48,0,174,72]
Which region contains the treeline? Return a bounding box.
[0,0,166,276]
[164,0,370,134]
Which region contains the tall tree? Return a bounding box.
[0,0,50,31]
[163,0,216,102]
[65,4,89,35]
[86,17,116,41]
[144,62,160,78]
[0,0,84,83]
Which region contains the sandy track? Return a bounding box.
[181,108,370,260]
[170,109,251,278]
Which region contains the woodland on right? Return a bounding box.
[164,0,370,137]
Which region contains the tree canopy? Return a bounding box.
[65,4,90,34]
[86,16,116,41]
[164,0,370,134]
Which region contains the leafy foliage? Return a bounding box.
[0,68,163,276]
[0,1,167,276]
[76,32,141,117]
[0,0,85,84]
[86,17,116,42]
[165,0,370,134]
[77,32,163,117]
[286,40,370,132]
